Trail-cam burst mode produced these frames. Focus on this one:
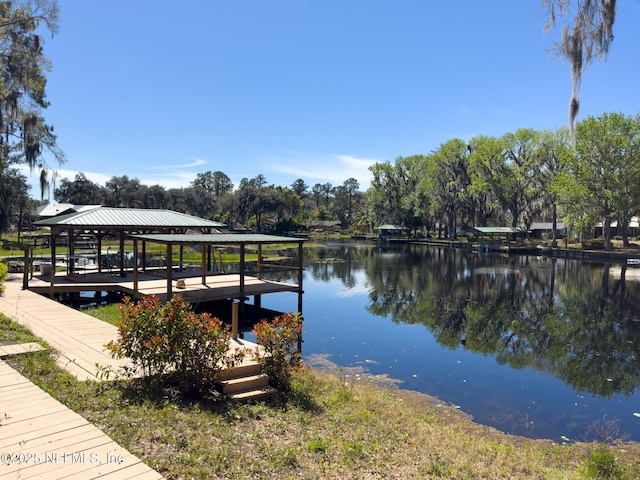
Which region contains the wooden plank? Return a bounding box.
[0,342,45,358]
[0,272,269,382]
[0,282,132,381]
[0,388,52,408]
[0,360,163,479]
[0,417,87,444]
[1,398,68,422]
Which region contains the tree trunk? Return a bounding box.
[619,216,631,247]
[603,218,613,251]
[551,203,558,248]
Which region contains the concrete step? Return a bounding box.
[220,373,269,395]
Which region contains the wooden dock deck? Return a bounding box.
[0,360,164,479]
[0,274,133,381]
[0,274,165,479]
[27,269,301,304]
[0,273,264,381]
[0,272,270,479]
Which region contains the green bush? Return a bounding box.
[583,238,605,250]
[253,312,304,390]
[581,446,627,479]
[106,295,245,392]
[0,262,7,295]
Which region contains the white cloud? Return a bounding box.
[268,152,377,188]
[21,152,380,200]
[146,157,207,171]
[21,166,112,199]
[22,165,198,200]
[55,168,112,185]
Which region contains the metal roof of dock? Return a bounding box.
[128,233,304,244]
[466,226,525,234]
[34,207,226,230]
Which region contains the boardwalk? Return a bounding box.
[0,273,263,381]
[0,274,132,381]
[0,270,268,479]
[0,274,165,479]
[0,360,164,480]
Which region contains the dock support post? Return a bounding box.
[297,241,304,314]
[166,243,173,300]
[232,301,239,340]
[22,246,29,289]
[119,234,125,277]
[201,244,207,285]
[239,243,245,312]
[133,239,139,294]
[97,235,103,274]
[49,231,57,299]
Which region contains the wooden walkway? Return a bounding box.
[0,274,133,381]
[0,270,271,479]
[0,273,164,479]
[0,273,264,381]
[0,360,164,479]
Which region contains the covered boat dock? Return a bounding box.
[127,232,304,313]
[29,208,306,326]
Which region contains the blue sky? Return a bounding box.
[25,1,639,199]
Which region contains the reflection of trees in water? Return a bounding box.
[305,243,375,288]
[313,243,640,398]
[553,263,640,397]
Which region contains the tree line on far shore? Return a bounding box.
[3,111,639,253]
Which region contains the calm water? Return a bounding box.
[252,241,640,443]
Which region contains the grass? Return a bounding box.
[2,314,640,479]
[0,314,43,345]
[81,302,122,326]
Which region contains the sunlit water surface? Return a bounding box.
[250,241,640,443]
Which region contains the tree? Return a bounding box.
[0,0,63,199]
[310,183,324,207]
[273,186,302,223]
[216,191,237,226]
[105,175,144,207]
[331,178,360,228]
[423,139,471,238]
[500,129,544,229]
[320,183,332,206]
[240,173,267,189]
[191,170,233,197]
[467,135,505,227]
[542,0,617,142]
[404,155,434,234]
[555,112,640,251]
[54,172,104,205]
[367,161,403,226]
[166,187,190,215]
[0,167,30,236]
[290,178,308,197]
[143,184,168,209]
[536,127,572,246]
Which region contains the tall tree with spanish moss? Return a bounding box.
[541,0,617,144]
[0,0,63,202]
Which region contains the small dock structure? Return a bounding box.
[30,208,306,324]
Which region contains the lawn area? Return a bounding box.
[2,313,640,479]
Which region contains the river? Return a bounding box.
[252,241,640,443]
